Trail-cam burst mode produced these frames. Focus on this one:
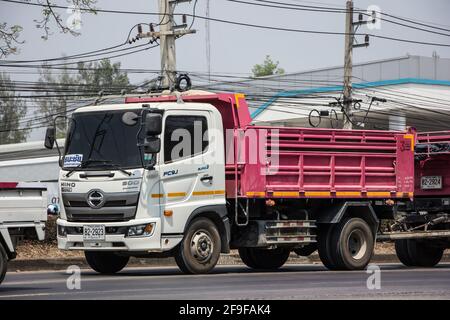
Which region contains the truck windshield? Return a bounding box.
[63,110,144,170]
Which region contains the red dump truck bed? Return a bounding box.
[226,126,416,199]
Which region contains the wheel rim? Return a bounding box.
[190,229,214,263]
[346,229,367,260]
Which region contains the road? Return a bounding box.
[1,263,450,300]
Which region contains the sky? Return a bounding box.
[1,0,450,84]
[1,0,450,141]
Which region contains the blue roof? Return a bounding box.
[251,78,450,119]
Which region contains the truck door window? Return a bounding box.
[164,116,208,163]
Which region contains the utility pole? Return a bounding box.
[342,0,372,129]
[342,0,354,130]
[205,0,211,83]
[137,0,196,89]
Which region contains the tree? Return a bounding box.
[0,73,29,144]
[35,59,130,136]
[34,65,78,136]
[1,0,97,58]
[76,59,130,95]
[251,55,285,77]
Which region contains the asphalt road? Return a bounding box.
[1,263,450,300]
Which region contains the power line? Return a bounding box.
[1,42,160,68]
[227,0,450,37]
[2,0,450,47]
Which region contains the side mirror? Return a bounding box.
[145,113,162,136]
[144,137,161,154]
[44,127,56,149]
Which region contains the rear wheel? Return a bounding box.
[395,239,414,267]
[175,218,221,274]
[407,239,443,267]
[238,247,290,270]
[317,224,339,270]
[84,251,129,274]
[330,217,374,270]
[0,243,8,284]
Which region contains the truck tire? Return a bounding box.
[330,217,374,270]
[238,247,290,270]
[84,251,129,274]
[294,243,317,257]
[238,248,260,269]
[175,217,221,274]
[0,243,8,284]
[407,240,444,267]
[395,239,414,267]
[317,224,339,270]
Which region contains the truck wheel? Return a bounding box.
[0,243,8,284]
[294,243,317,257]
[238,248,259,269]
[317,224,339,270]
[175,217,221,274]
[395,239,414,267]
[84,251,129,274]
[330,217,374,270]
[407,240,444,267]
[238,247,290,270]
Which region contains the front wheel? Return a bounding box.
[238,247,290,270]
[175,218,221,274]
[84,251,129,274]
[0,243,8,284]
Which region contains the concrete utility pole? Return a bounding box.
[342,0,354,130]
[138,0,196,89]
[159,0,177,89]
[205,0,211,82]
[342,0,371,129]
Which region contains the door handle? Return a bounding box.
[200,175,213,182]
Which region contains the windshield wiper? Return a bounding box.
[64,159,131,177]
[91,160,132,176]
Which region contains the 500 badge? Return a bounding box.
[122,180,140,191]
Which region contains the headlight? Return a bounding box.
[57,225,67,237]
[127,223,155,237]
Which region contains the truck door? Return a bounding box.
[158,111,217,234]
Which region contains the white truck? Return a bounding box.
[0,182,47,284]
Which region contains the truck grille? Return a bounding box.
[62,191,139,222]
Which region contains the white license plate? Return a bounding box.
[421,176,442,190]
[83,225,105,241]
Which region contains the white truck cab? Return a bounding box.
[50,100,228,274]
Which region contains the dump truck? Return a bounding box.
[44,92,450,274]
[0,182,47,284]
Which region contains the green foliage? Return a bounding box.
[0,73,29,144]
[76,59,130,95]
[35,59,130,137]
[251,55,285,77]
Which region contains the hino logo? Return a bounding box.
[86,189,105,209]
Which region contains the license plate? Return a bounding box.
[83,225,105,241]
[421,176,442,190]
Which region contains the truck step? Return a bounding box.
[265,220,316,229]
[266,234,317,244]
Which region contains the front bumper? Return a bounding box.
[56,218,162,252]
